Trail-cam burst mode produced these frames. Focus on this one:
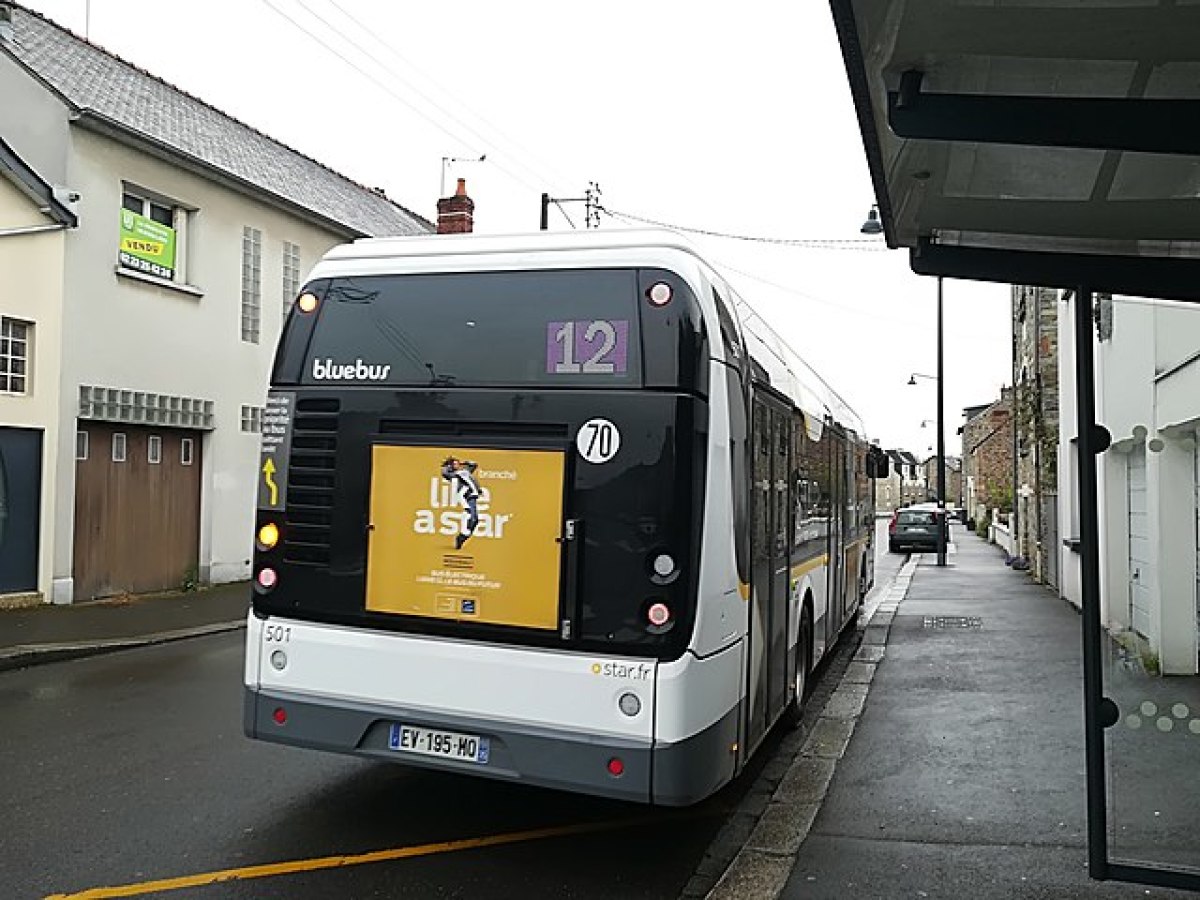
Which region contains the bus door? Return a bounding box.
[747,391,792,750]
[826,426,847,642]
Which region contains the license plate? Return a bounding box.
[388,723,490,764]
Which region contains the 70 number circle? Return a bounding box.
[576,418,621,464]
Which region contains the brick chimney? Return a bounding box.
[436,178,474,234]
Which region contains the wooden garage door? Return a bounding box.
[73,423,201,601]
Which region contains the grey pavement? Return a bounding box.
[707,529,1199,899]
[0,580,249,671]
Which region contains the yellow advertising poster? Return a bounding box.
[365,444,566,630]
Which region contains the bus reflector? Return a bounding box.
[257,567,278,590]
[270,650,287,671]
[273,707,287,725]
[618,692,642,717]
[297,292,319,314]
[257,522,280,551]
[647,602,671,627]
[646,282,673,307]
[607,757,625,777]
[652,553,675,577]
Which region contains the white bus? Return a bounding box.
[244,229,882,805]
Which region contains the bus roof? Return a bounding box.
[311,228,868,440]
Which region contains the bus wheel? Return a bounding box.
[784,603,813,729]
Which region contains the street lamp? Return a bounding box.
[860,204,883,235]
[906,282,947,568]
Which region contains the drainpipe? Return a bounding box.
[1033,288,1044,581]
[1011,290,1020,563]
[0,223,69,238]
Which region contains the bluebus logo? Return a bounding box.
[311,358,392,381]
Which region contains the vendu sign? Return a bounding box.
[118,209,176,280]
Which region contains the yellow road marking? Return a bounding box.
[45,819,638,899]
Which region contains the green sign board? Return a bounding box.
[118,209,176,280]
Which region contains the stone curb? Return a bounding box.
[700,557,919,900]
[0,620,246,673]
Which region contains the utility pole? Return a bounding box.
[539,183,601,231]
[584,182,602,228]
[936,276,947,567]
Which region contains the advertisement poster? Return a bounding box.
[118,209,176,279]
[365,444,566,630]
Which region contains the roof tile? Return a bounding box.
[4,4,431,237]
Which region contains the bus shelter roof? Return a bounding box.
[829,0,1200,302]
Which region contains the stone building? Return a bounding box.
[875,449,926,512]
[961,389,1014,527]
[1013,285,1061,585]
[920,455,962,507]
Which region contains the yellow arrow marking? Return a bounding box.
[262,456,278,506]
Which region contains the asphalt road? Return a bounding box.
[3,629,744,899]
[3,525,899,900]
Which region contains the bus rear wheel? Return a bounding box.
[784,604,813,729]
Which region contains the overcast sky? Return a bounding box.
[32,0,1014,457]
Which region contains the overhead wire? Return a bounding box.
[256,0,547,197]
[315,0,580,194]
[600,206,888,250]
[552,201,578,230]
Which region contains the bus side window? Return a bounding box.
[793,415,807,552]
[726,367,750,585]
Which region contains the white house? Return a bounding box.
[0,3,430,603]
[1059,291,1200,675]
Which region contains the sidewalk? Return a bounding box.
[0,580,249,672]
[708,530,1197,899]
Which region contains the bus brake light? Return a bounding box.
[607,757,625,777]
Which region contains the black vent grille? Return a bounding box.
[285,398,339,565]
[379,420,568,439]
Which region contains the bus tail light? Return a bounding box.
[607,757,625,777]
[647,602,672,630]
[273,706,288,725]
[256,567,278,591]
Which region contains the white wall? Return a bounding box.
[51,128,351,599]
[0,50,71,185]
[0,176,65,600]
[1057,291,1081,609]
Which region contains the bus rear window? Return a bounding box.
[299,269,643,388]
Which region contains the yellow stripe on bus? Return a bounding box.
[790,554,829,580]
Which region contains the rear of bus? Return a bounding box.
[244,235,743,805]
